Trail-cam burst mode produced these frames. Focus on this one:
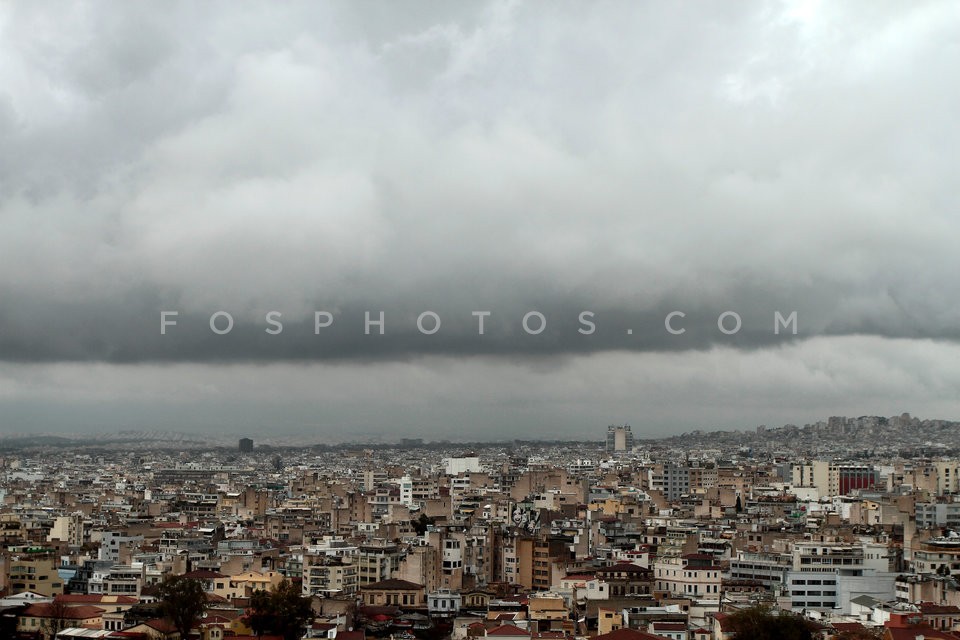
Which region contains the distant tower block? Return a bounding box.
[239,437,254,453]
[606,424,634,452]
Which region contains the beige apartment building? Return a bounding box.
[3,551,65,596]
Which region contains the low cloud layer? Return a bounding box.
[1,336,958,439]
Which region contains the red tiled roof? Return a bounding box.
[918,602,960,614]
[145,618,178,633]
[501,595,529,604]
[182,569,227,579]
[713,613,734,632]
[884,626,957,640]
[23,603,105,619]
[597,563,648,574]
[362,578,424,590]
[55,594,138,605]
[487,624,531,637]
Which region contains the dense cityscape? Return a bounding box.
[0,415,958,638]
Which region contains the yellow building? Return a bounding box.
[212,569,285,599]
[597,607,622,635]
[6,551,65,596]
[18,603,104,635]
[360,578,425,607]
[527,593,569,633]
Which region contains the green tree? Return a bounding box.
[412,512,435,535]
[727,605,817,640]
[156,575,208,639]
[246,578,314,640]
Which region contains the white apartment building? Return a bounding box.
[445,456,481,476]
[654,553,722,599]
[784,541,895,613]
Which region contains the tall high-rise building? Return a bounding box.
[239,437,254,453]
[606,424,634,452]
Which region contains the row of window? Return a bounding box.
[656,582,720,594]
[368,593,419,605]
[657,570,720,578]
[792,601,832,608]
[430,599,459,608]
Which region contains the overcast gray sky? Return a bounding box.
[1,1,959,440]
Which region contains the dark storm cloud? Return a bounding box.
[1,0,958,365]
[0,278,956,363]
[1,292,799,363]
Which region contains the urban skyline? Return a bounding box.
[1,416,960,638]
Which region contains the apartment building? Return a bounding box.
[653,553,722,599]
[302,555,358,597]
